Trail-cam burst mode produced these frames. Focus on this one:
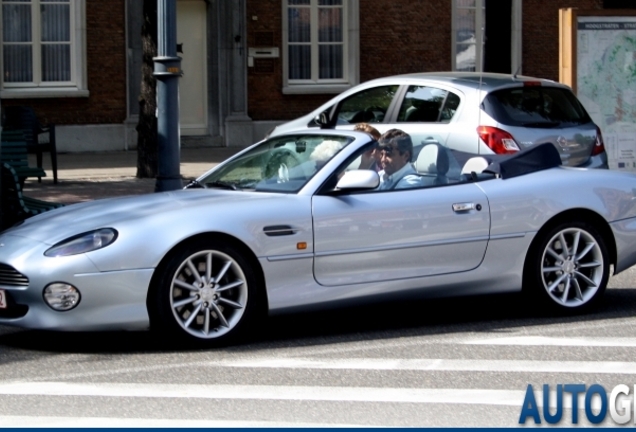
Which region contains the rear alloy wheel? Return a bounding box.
[526,222,609,312]
[151,240,261,345]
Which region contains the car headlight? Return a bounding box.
[43,283,81,311]
[44,228,118,257]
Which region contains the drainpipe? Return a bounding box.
[154,0,183,192]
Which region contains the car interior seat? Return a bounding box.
[460,157,490,181]
[415,143,450,185]
[350,109,376,124]
[404,100,440,122]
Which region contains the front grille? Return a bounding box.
[0,263,29,287]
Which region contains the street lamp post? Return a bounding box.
[153,0,182,192]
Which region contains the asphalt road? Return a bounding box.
[1,268,636,427]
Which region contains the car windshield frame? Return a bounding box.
[195,134,356,194]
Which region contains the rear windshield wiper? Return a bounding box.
[520,121,561,128]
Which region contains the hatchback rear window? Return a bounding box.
[483,86,592,127]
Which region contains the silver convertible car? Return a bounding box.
[0,129,635,346]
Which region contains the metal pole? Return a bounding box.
[153,0,182,192]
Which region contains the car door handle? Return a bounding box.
[452,202,482,212]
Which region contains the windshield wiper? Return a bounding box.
[207,180,238,190]
[184,179,204,189]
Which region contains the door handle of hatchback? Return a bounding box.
[453,202,481,212]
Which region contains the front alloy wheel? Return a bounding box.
[170,250,248,339]
[150,238,262,345]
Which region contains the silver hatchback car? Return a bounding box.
[269,72,608,168]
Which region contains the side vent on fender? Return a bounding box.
[263,225,298,237]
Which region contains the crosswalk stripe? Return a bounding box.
[0,415,355,428]
[27,356,636,383]
[0,382,606,410]
[216,357,636,375]
[0,382,525,406]
[462,336,636,347]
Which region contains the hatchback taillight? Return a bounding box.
[476,126,521,154]
[591,126,606,156]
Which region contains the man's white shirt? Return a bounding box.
[378,164,423,190]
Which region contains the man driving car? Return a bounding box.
[377,129,423,190]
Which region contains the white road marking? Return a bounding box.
[463,336,636,347]
[0,381,603,410]
[220,357,636,374]
[18,336,636,383]
[0,415,355,428]
[0,382,526,406]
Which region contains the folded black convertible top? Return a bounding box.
[483,142,562,179]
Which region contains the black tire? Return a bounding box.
[148,237,263,346]
[523,220,609,313]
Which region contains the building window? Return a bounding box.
[282,0,358,94]
[1,0,87,98]
[452,0,485,72]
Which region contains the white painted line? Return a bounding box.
[219,357,636,375]
[0,382,525,407]
[28,356,636,383]
[24,336,636,384]
[0,415,353,428]
[463,336,636,347]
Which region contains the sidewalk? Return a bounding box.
[22,147,242,204]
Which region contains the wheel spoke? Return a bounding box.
[218,297,244,309]
[184,303,203,328]
[575,243,595,262]
[211,302,229,328]
[559,232,569,256]
[542,266,561,273]
[574,270,598,288]
[572,277,584,301]
[186,259,203,285]
[560,276,572,303]
[205,252,213,284]
[203,307,211,335]
[214,260,232,283]
[571,231,581,258]
[546,246,564,261]
[173,296,198,308]
[547,273,568,294]
[216,280,244,292]
[174,279,199,291]
[578,260,601,269]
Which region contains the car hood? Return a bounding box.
[3,189,279,244]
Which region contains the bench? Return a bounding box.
[1,162,64,230]
[1,130,47,186]
[3,106,59,184]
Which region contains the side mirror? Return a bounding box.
[336,170,380,190]
[314,111,329,127]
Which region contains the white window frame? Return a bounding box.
[451,0,485,72]
[451,0,523,73]
[282,0,359,95]
[0,0,88,98]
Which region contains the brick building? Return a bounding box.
[0,0,631,152]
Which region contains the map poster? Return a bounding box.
[576,15,636,171]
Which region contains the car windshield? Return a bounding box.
[196,134,355,193]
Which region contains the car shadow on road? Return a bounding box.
[2,288,636,355]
